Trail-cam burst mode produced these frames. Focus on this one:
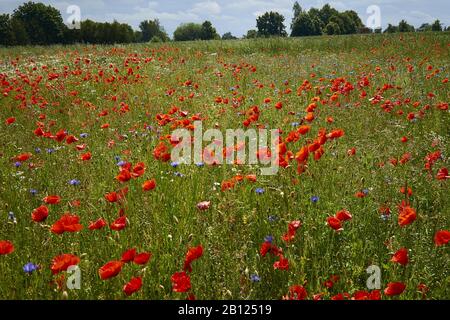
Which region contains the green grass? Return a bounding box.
[0,32,449,300]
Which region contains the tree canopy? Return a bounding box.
[256,11,287,37]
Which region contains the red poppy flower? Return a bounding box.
[88,218,107,230]
[104,192,118,202]
[51,254,80,274]
[116,169,131,182]
[391,248,409,266]
[99,261,123,280]
[123,277,143,296]
[171,271,191,292]
[32,205,49,222]
[134,252,152,265]
[66,135,78,144]
[273,255,289,270]
[336,209,352,222]
[55,129,67,142]
[110,216,127,231]
[434,230,450,246]
[80,152,91,161]
[355,191,366,198]
[326,129,344,139]
[0,240,14,255]
[384,282,406,296]
[285,285,307,300]
[282,220,301,242]
[327,216,343,231]
[43,195,61,204]
[436,167,449,180]
[121,248,136,263]
[15,152,32,162]
[142,179,156,191]
[131,162,145,177]
[398,204,417,226]
[352,290,381,300]
[5,117,15,125]
[183,245,203,272]
[51,213,83,234]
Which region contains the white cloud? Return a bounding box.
[190,1,221,15]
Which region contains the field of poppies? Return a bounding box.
[0,33,449,300]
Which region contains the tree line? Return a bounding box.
[0,1,448,46]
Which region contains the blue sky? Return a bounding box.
[1,0,449,37]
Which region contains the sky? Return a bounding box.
[1,0,449,37]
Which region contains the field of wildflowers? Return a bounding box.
[0,33,449,300]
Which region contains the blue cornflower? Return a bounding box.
[30,189,38,196]
[268,215,278,223]
[174,172,184,177]
[69,179,80,186]
[311,196,319,203]
[117,160,126,166]
[291,122,300,127]
[14,161,21,167]
[250,274,261,282]
[23,263,38,274]
[195,162,204,167]
[46,148,54,154]
[80,133,88,138]
[114,155,121,161]
[171,161,179,168]
[362,189,369,195]
[255,188,265,194]
[264,235,274,243]
[34,147,41,153]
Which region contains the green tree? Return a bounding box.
[344,10,364,29]
[256,11,287,37]
[325,21,341,35]
[384,23,399,33]
[173,23,203,41]
[0,14,14,46]
[291,1,303,29]
[417,23,431,32]
[291,12,322,36]
[139,19,168,42]
[12,1,66,45]
[398,20,415,32]
[318,4,339,26]
[431,20,442,31]
[245,29,258,39]
[222,32,237,40]
[201,20,219,40]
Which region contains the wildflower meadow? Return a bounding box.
[0,33,449,300]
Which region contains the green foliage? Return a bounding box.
[384,24,399,33]
[431,20,442,32]
[291,12,322,37]
[12,1,66,45]
[0,14,14,46]
[201,21,220,40]
[173,21,219,41]
[418,23,432,32]
[222,32,237,40]
[245,29,258,39]
[256,11,287,37]
[173,23,203,41]
[139,19,168,42]
[398,20,415,32]
[325,22,341,35]
[291,4,363,36]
